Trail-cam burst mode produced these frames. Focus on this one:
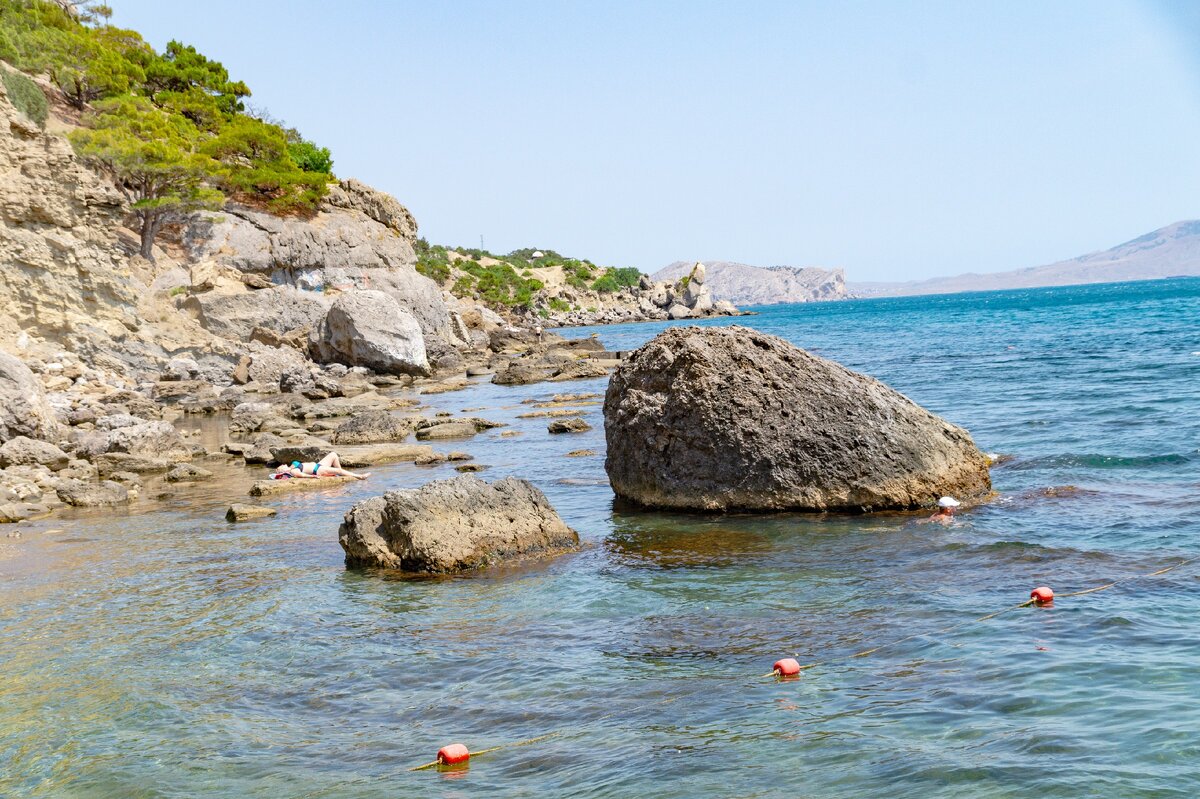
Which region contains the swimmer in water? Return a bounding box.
[923,495,960,525]
[272,452,370,480]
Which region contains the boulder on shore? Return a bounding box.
[0,352,63,444]
[604,326,991,512]
[56,479,130,507]
[309,290,430,376]
[339,475,578,573]
[0,437,70,471]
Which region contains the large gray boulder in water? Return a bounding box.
[339,475,578,573]
[0,352,63,444]
[604,326,991,512]
[309,290,430,376]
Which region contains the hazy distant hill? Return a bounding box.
[852,221,1200,297]
[654,261,848,305]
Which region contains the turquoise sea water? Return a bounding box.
[2,278,1198,798]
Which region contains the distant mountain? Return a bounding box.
[653,261,848,305]
[852,221,1200,297]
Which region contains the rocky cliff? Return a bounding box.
[0,65,630,528]
[0,65,474,385]
[654,261,848,306]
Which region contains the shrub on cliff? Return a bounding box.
[414,239,452,283]
[202,115,329,213]
[591,266,642,293]
[287,135,333,174]
[0,69,46,126]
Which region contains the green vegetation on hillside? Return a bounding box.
[1,68,46,125]
[591,266,641,293]
[413,238,646,312]
[0,0,334,259]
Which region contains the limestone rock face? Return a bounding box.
[181,286,328,341]
[339,475,578,573]
[242,343,310,386]
[0,352,63,444]
[604,326,991,512]
[182,180,456,350]
[309,290,430,376]
[0,76,136,345]
[323,178,418,244]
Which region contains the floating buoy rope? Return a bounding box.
[410,553,1198,773]
[408,732,561,771]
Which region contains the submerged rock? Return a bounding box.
[604,326,991,512]
[165,463,213,483]
[548,417,591,434]
[339,475,578,573]
[226,503,276,521]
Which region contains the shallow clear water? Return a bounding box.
[2,278,1199,798]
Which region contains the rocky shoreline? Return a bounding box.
[526,262,750,328]
[0,70,633,532]
[0,326,623,528]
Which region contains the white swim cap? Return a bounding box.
[938,496,961,508]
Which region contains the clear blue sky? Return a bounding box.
[109,0,1200,282]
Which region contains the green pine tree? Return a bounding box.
[70,95,224,260]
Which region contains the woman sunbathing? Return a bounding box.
[272,452,370,480]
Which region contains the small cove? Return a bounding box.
[2,278,1198,798]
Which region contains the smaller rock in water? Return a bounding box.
[226,503,277,522]
[454,463,488,473]
[339,475,578,573]
[56,479,130,507]
[165,464,214,483]
[331,410,413,445]
[0,502,49,523]
[548,417,592,434]
[413,417,502,440]
[566,449,596,457]
[269,440,331,465]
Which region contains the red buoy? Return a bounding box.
[773,658,801,677]
[437,744,470,765]
[1030,586,1054,605]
